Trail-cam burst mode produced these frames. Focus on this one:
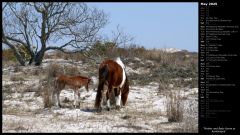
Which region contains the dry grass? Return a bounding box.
[31,66,45,76]
[181,119,198,133]
[172,99,198,133]
[166,91,183,122]
[42,63,63,108]
[44,50,87,62]
[4,120,28,132]
[40,79,54,108]
[124,47,198,87]
[46,63,64,79]
[158,76,171,93]
[42,46,197,86]
[10,73,25,81]
[42,87,52,108]
[3,60,17,68]
[15,65,23,72]
[63,65,80,76]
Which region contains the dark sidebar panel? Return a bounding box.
[199,1,239,134]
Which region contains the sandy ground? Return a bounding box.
[2,58,198,133]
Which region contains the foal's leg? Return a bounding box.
[73,89,81,108]
[56,90,61,108]
[51,90,57,106]
[52,88,61,107]
[77,89,81,108]
[78,91,81,108]
[55,83,64,108]
[85,84,89,92]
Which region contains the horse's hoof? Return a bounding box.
[116,105,121,110]
[96,108,102,112]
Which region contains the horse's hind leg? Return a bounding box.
[95,82,104,111]
[121,90,129,107]
[106,90,111,111]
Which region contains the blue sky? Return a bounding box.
[87,2,198,52]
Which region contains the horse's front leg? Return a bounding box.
[115,88,121,110]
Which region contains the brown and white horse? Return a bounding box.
[52,74,92,108]
[95,57,129,111]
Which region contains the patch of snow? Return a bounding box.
[125,66,150,75]
[146,60,154,66]
[4,100,24,106]
[2,80,15,86]
[178,88,198,98]
[184,78,193,81]
[168,84,174,88]
[159,48,182,53]
[133,57,141,61]
[149,82,159,86]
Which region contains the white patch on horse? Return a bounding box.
[107,99,110,108]
[115,57,126,88]
[116,91,121,106]
[115,57,125,69]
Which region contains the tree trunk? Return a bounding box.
[28,57,34,65]
[34,50,45,66]
[14,52,26,66]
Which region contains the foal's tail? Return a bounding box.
[95,64,108,109]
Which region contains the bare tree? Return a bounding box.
[2,2,107,66]
[82,25,134,63]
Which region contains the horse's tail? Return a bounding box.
[100,65,108,82]
[95,64,108,109]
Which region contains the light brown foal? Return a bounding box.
[52,74,91,108]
